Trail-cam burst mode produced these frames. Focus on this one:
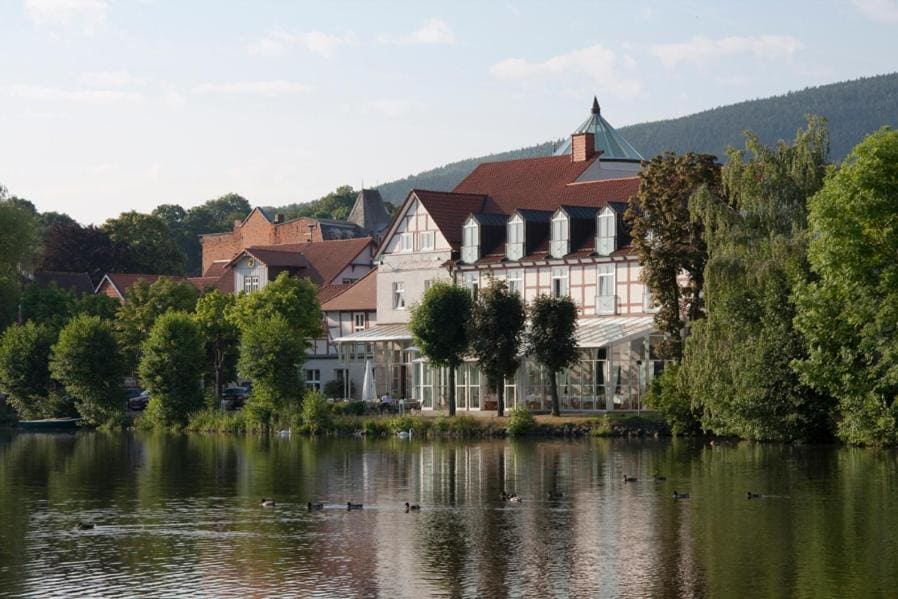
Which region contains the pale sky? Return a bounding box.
[1,0,897,224]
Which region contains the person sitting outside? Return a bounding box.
[379,392,394,413]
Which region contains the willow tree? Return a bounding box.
[682,117,835,442]
[409,282,472,417]
[625,152,722,359]
[468,278,525,417]
[794,127,898,445]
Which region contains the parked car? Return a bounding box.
[127,390,150,411]
[220,386,248,411]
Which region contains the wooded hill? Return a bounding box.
[373,73,898,206]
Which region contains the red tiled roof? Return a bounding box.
[202,261,229,279]
[317,284,352,304]
[411,190,496,247]
[249,237,374,286]
[99,273,186,298]
[320,268,377,311]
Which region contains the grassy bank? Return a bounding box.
[183,408,669,439]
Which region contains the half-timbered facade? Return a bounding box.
[335,99,665,412]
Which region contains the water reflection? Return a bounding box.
[1,432,897,597]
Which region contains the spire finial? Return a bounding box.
[591,96,600,115]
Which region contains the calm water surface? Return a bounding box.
[0,432,896,598]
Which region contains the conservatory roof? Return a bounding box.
[575,316,656,348]
[334,323,412,343]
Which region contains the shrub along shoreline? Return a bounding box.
[180,406,669,439]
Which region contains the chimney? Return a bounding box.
[571,132,596,163]
[273,213,285,224]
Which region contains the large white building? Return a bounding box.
[335,99,665,413]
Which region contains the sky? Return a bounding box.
[1,0,897,224]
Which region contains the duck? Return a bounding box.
[307,502,324,511]
[547,491,564,499]
[746,491,763,499]
[260,498,276,507]
[623,475,638,483]
[347,502,364,510]
[672,491,689,499]
[508,495,522,503]
[405,502,421,512]
[77,522,95,530]
[653,473,667,481]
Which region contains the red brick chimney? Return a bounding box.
[571,132,596,162]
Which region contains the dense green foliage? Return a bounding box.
[526,295,579,417]
[102,211,185,276]
[300,390,332,434]
[230,271,321,339]
[644,364,700,436]
[237,315,306,424]
[0,323,68,419]
[138,311,205,428]
[193,290,240,400]
[36,223,132,284]
[0,189,39,328]
[409,282,472,416]
[50,315,126,426]
[626,153,721,358]
[467,278,525,416]
[794,128,898,445]
[115,277,199,372]
[506,405,536,437]
[680,118,835,442]
[373,73,898,206]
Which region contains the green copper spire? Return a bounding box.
[555,97,643,161]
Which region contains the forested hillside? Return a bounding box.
[374,73,898,206]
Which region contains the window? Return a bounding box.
[243,275,260,293]
[419,231,434,251]
[597,208,617,255]
[353,312,366,332]
[399,233,413,252]
[461,221,479,263]
[551,267,568,298]
[464,271,479,298]
[550,212,569,258]
[507,270,523,296]
[342,278,358,285]
[507,216,524,260]
[304,369,321,391]
[392,281,406,310]
[597,263,616,314]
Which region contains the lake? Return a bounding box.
[0,432,896,598]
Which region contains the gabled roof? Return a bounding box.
[469,212,508,227]
[317,284,353,304]
[320,268,377,312]
[96,273,185,299]
[237,237,374,286]
[558,205,599,220]
[32,271,94,296]
[411,189,496,248]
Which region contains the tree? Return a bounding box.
[237,315,306,424]
[50,315,126,425]
[193,290,240,401]
[625,152,722,359]
[526,295,579,417]
[36,223,131,284]
[267,185,357,222]
[73,294,120,321]
[19,282,74,330]
[409,282,472,416]
[138,311,205,428]
[0,322,69,419]
[794,127,898,445]
[681,117,835,442]
[230,271,321,339]
[468,278,525,417]
[0,189,38,327]
[102,211,186,275]
[115,277,199,372]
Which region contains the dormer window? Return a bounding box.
[597,207,617,256]
[506,214,524,260]
[461,219,479,263]
[550,212,569,258]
